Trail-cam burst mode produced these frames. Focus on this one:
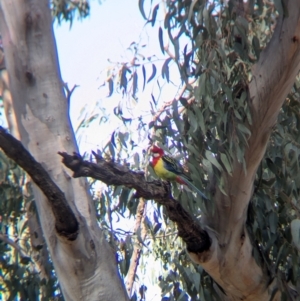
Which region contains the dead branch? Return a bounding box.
[0,233,30,263]
[63,82,79,106]
[26,200,53,282]
[125,198,147,297]
[58,151,211,253]
[0,127,79,239]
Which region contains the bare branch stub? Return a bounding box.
[0,127,79,239]
[59,151,211,252]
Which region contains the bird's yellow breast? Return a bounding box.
[153,158,176,181]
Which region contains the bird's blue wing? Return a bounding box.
[161,155,184,174]
[161,156,208,200]
[161,155,193,182]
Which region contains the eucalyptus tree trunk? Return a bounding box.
[0,1,129,300]
[189,2,300,300]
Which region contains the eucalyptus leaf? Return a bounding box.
[205,150,222,172]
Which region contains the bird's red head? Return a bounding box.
[150,146,164,167]
[151,145,164,157]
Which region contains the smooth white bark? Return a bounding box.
[0,1,129,300]
[190,1,300,300]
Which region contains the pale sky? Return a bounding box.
[55,0,146,101]
[54,1,173,299]
[54,0,180,153]
[54,0,151,152]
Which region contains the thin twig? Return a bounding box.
[178,96,196,114]
[26,200,53,283]
[151,79,197,132]
[152,83,187,129]
[164,44,176,60]
[125,198,147,297]
[63,82,79,106]
[111,228,178,239]
[0,233,28,258]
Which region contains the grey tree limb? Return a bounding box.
[0,126,79,238]
[59,151,211,253]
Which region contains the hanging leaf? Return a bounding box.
[218,176,228,196]
[142,65,146,91]
[162,58,172,83]
[120,66,128,91]
[220,153,232,175]
[237,123,251,137]
[151,4,159,26]
[138,0,147,20]
[118,132,128,148]
[111,131,116,148]
[121,116,132,124]
[205,150,222,172]
[132,71,138,98]
[147,64,157,83]
[159,27,165,54]
[107,78,114,97]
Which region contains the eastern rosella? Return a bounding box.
[150,146,207,200]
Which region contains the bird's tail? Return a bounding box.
[177,175,208,201]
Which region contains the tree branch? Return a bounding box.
[213,0,300,235]
[0,127,79,239]
[0,233,30,263]
[63,82,79,106]
[197,3,300,299]
[26,200,53,283]
[248,1,300,170]
[58,151,211,253]
[125,198,147,297]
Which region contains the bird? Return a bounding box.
[150,145,207,200]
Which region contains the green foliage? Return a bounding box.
[51,0,90,24]
[248,79,300,291]
[90,0,300,299]
[0,151,61,301]
[2,0,300,300]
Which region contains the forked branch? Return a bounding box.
[59,151,211,253]
[0,127,79,239]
